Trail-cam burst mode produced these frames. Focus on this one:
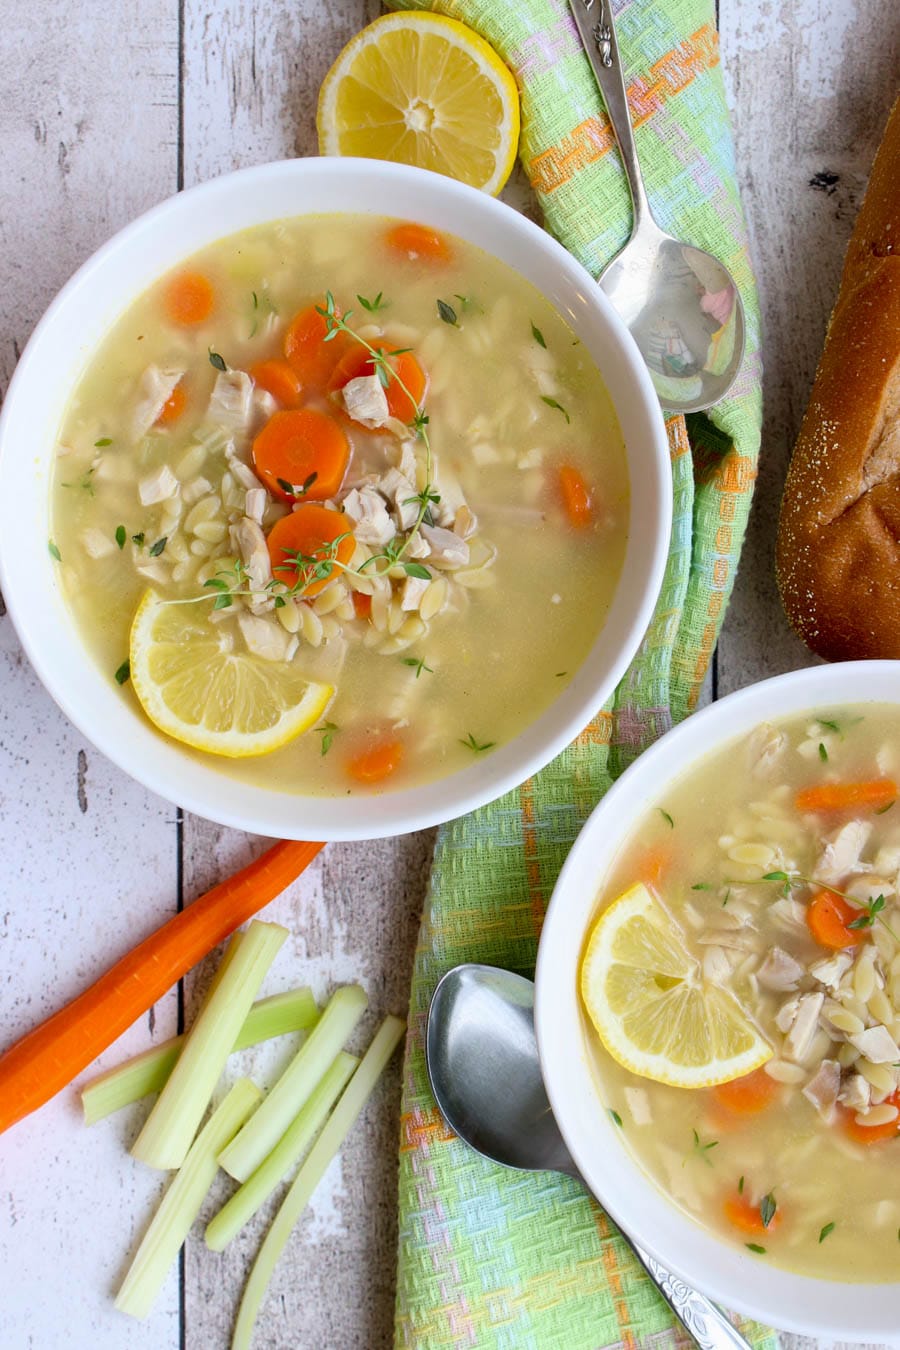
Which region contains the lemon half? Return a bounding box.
[129,592,333,758]
[580,883,771,1088]
[317,13,520,196]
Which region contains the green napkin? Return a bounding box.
[390,0,772,1345]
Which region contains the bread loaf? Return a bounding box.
[776,96,900,661]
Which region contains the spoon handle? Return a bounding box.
[567,0,653,231]
[631,1242,753,1350]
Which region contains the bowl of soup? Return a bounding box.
[0,157,670,839]
[536,660,900,1338]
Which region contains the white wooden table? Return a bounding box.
[1,2,897,1347]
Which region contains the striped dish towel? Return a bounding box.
[389,0,773,1345]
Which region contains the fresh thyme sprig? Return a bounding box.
[737,870,900,944]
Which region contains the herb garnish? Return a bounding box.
[690,1128,718,1166]
[738,1175,744,1194]
[401,656,433,679]
[115,525,126,550]
[208,349,227,372]
[818,719,840,733]
[114,660,130,686]
[48,540,61,561]
[460,733,496,754]
[148,536,168,558]
[875,800,896,815]
[275,471,318,500]
[132,532,145,547]
[818,1222,835,1243]
[94,437,112,447]
[657,808,675,828]
[847,894,887,931]
[745,1243,766,1255]
[248,290,277,338]
[437,298,459,326]
[608,1108,623,1128]
[531,321,547,349]
[760,1193,777,1229]
[746,871,900,943]
[818,742,828,762]
[541,396,570,424]
[316,721,338,756]
[692,883,712,891]
[357,291,387,313]
[202,576,235,610]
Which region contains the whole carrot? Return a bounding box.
[0,839,323,1136]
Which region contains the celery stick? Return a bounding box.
[116,1077,261,1319]
[131,921,287,1170]
[231,1015,405,1350]
[205,1050,357,1252]
[219,984,368,1183]
[81,988,318,1125]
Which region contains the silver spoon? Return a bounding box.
[568,0,745,413]
[426,964,751,1350]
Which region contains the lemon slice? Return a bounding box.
[580,883,771,1088]
[129,592,333,758]
[317,13,520,196]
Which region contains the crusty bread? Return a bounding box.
[776,96,900,661]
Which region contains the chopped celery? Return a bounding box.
[116,1077,261,1319]
[219,984,368,1183]
[230,1015,405,1350]
[205,1050,357,1252]
[131,921,287,1170]
[81,988,318,1126]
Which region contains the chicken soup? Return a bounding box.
[50,214,628,795]
[581,707,900,1281]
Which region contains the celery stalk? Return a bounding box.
[116,1077,261,1319]
[205,1050,357,1252]
[131,921,287,1170]
[81,988,318,1125]
[219,984,368,1183]
[231,1015,405,1350]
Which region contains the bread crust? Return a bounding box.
[776,97,900,661]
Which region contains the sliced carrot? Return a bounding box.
[0,841,322,1136]
[155,380,187,426]
[806,890,861,950]
[252,408,349,503]
[385,222,452,264]
[249,358,304,409]
[558,465,593,528]
[266,504,355,599]
[347,739,405,784]
[841,1093,900,1144]
[634,846,674,888]
[723,1192,781,1236]
[163,271,215,326]
[795,779,897,814]
[352,592,372,621]
[283,300,351,388]
[712,1067,779,1115]
[329,344,427,422]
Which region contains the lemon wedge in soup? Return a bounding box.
[129,591,333,758]
[580,883,772,1088]
[317,13,520,196]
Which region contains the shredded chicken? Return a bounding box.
[848,1025,900,1064]
[394,440,418,481]
[756,946,805,992]
[809,951,854,991]
[131,365,184,441]
[802,1060,841,1120]
[839,1073,871,1113]
[208,370,253,431]
[623,1086,652,1126]
[419,523,470,568]
[701,946,734,983]
[768,896,809,938]
[230,516,272,611]
[80,527,116,559]
[376,467,419,530]
[400,574,430,612]
[245,488,267,526]
[782,992,825,1062]
[138,463,179,506]
[814,820,873,886]
[341,373,391,429]
[748,722,787,778]
[237,612,292,662]
[251,387,277,430]
[340,486,394,546]
[453,505,478,539]
[226,451,266,493]
[430,456,467,527]
[404,532,430,560]
[182,475,213,506]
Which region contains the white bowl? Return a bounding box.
[535,660,900,1340]
[0,158,670,841]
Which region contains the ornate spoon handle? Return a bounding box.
[631,1242,753,1350]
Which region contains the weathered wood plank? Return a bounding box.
[715,0,900,696]
[0,3,181,1344]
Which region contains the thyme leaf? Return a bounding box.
[531,321,546,348]
[208,349,227,372]
[460,732,496,754]
[115,525,126,550]
[437,298,459,326]
[114,659,130,686]
[48,540,61,561]
[541,396,570,423]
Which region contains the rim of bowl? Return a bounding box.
[0,157,670,840]
[535,659,900,1338]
